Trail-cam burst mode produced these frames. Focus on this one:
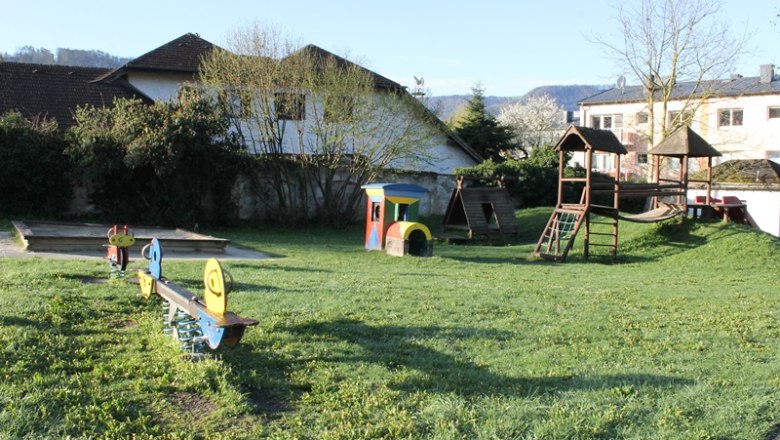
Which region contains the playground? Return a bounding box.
[1,211,779,439]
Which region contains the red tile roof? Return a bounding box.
[0,62,150,129]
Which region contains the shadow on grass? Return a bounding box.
[227,262,333,274]
[219,341,301,419]
[440,254,542,265]
[283,318,691,398]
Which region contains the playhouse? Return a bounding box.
[361,183,433,257]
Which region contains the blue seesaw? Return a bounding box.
[136,238,258,354]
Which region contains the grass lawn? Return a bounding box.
[1,208,780,439]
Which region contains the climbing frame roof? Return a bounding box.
[555,125,628,155]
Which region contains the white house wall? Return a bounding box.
[128,72,197,102]
[237,92,477,174]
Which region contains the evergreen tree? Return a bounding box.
[452,84,517,162]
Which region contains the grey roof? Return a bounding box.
[0,62,150,129]
[648,126,721,157]
[555,125,628,155]
[580,74,780,105]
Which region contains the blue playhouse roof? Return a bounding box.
[361,183,429,197]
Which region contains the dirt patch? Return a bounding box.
[79,276,110,285]
[243,385,292,417]
[169,391,218,417]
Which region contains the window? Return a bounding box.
[275,93,305,120]
[769,107,780,119]
[668,110,694,126]
[218,91,253,119]
[591,114,623,130]
[324,95,355,123]
[636,112,649,124]
[636,153,648,165]
[767,151,780,164]
[718,108,743,127]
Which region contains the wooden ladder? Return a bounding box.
[585,207,619,260]
[534,205,588,262]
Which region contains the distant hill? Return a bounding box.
[0,46,131,68]
[429,84,609,122]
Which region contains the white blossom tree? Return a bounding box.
[497,94,565,158]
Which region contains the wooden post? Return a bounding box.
[652,154,661,209]
[613,152,620,259]
[681,155,689,212]
[706,156,713,205]
[557,150,565,206]
[584,147,592,258]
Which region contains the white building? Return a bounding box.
[578,64,780,179]
[94,33,481,175]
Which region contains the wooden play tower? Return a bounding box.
[534,125,720,262]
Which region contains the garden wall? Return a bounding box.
[689,183,780,237]
[230,170,460,221]
[68,170,462,224]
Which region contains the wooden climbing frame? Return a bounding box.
[534,125,721,262]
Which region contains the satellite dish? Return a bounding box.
[616,75,626,93]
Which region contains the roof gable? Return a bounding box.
[125,33,217,73]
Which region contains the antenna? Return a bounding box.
[616,75,626,94]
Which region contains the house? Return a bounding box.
[578,65,780,179]
[0,33,481,177]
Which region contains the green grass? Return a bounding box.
[2,209,780,439]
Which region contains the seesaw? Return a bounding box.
[136,238,258,354]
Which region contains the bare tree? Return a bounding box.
[199,24,437,224]
[598,0,747,146]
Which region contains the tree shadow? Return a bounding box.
[218,340,303,419]
[283,318,692,398]
[226,262,333,274]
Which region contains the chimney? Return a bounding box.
[760,64,775,83]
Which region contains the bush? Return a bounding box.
[67,92,248,227]
[0,112,72,216]
[456,146,585,208]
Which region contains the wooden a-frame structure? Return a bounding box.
[442,175,517,240]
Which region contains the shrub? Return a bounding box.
[67,91,248,226]
[0,112,72,216]
[456,146,585,208]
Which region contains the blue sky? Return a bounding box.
[1,0,777,96]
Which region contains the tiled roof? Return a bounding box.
[0,62,149,129]
[94,33,217,83]
[124,33,216,73]
[580,74,780,105]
